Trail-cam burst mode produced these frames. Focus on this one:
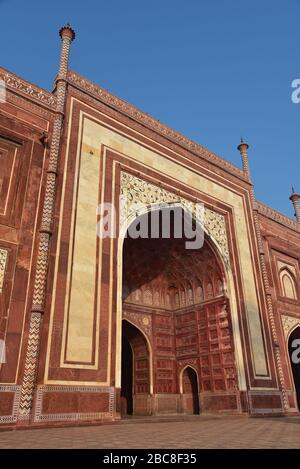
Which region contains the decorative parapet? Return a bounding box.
[67,70,245,181]
[0,67,56,109]
[120,172,230,264]
[255,201,300,233]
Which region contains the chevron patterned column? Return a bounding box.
[18,25,75,421]
[237,141,289,411]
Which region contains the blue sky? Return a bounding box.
[1,0,299,217]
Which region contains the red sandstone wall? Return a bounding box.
[0,72,55,425]
[259,211,300,412]
[1,65,298,427]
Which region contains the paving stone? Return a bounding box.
[0,416,300,449]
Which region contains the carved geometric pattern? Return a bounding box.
[40,174,56,232]
[32,232,50,309]
[281,315,300,339]
[55,84,67,116]
[18,312,42,419]
[48,118,63,172]
[68,71,245,180]
[120,172,230,263]
[34,385,115,422]
[0,68,56,109]
[0,248,8,293]
[0,385,21,424]
[58,36,73,78]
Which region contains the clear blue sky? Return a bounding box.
[1,0,299,217]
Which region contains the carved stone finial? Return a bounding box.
[289,187,300,222]
[237,138,250,179]
[59,24,76,42]
[237,139,249,152]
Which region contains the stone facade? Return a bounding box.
[0,27,299,428]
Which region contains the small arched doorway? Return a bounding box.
[288,327,300,410]
[182,367,200,415]
[121,320,151,416]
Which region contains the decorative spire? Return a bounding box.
[56,24,76,86]
[289,187,300,222]
[18,25,76,421]
[59,23,76,41]
[237,138,250,180]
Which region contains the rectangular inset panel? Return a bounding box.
[64,126,101,364]
[82,116,269,381]
[0,141,17,216]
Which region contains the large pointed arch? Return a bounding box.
[115,200,247,394]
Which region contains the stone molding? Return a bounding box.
[67,70,246,180]
[256,201,300,233]
[0,67,56,109]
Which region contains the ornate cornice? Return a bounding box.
[255,201,300,233]
[67,70,246,181]
[0,67,56,109]
[120,172,230,264]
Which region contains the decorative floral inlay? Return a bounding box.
[120,172,230,264]
[123,310,152,338]
[281,315,300,339]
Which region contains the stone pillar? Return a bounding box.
[18,25,75,422]
[237,138,251,180]
[289,189,300,222]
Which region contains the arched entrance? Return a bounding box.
[288,327,300,410]
[182,367,200,414]
[121,320,151,416]
[120,206,239,415]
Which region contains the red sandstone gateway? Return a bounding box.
[0,25,300,429]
